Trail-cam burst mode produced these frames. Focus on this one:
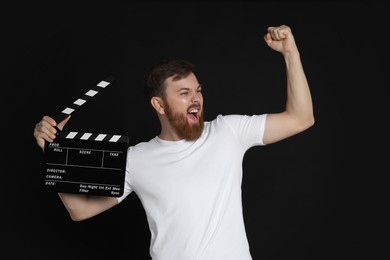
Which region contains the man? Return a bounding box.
[33,25,314,260]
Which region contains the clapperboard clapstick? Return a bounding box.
[44,76,129,197]
[53,75,115,133]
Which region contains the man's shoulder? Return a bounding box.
[204,114,241,132]
[207,114,232,123]
[129,137,157,151]
[208,114,245,125]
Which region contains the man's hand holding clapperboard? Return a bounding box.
[44,76,129,197]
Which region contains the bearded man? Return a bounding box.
[33,25,314,260]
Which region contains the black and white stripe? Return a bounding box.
[54,76,115,124]
[59,131,129,143]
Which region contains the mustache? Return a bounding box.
[188,104,201,110]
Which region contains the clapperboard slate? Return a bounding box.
[44,76,129,197]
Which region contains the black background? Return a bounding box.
[1,1,385,260]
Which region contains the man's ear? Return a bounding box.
[151,97,165,115]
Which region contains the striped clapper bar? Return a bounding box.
[53,76,115,125]
[44,131,129,197]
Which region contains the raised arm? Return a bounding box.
[262,25,314,145]
[33,115,118,221]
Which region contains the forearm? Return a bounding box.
[58,193,117,221]
[284,50,314,126]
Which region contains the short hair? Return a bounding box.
[143,59,195,100]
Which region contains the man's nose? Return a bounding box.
[191,92,201,103]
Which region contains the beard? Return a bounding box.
[164,101,204,140]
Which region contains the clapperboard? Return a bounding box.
[44,76,129,197]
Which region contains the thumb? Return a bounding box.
[263,33,272,46]
[57,115,71,130]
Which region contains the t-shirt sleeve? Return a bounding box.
[221,114,267,150]
[116,146,134,203]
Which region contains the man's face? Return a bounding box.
[162,72,204,140]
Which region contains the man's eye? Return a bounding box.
[180,92,188,95]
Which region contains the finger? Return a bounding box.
[40,120,58,136]
[268,25,290,41]
[42,115,57,127]
[267,26,280,41]
[263,32,273,45]
[34,121,57,139]
[271,28,283,41]
[276,25,290,40]
[33,126,55,145]
[39,131,55,143]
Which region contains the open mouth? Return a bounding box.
[187,106,200,122]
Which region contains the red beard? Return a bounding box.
[164,102,204,140]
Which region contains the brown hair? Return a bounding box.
[143,59,195,100]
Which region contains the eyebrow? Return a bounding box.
[178,85,202,92]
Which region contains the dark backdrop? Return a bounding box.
[1,1,384,260]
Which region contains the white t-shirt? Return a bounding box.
[117,114,267,260]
